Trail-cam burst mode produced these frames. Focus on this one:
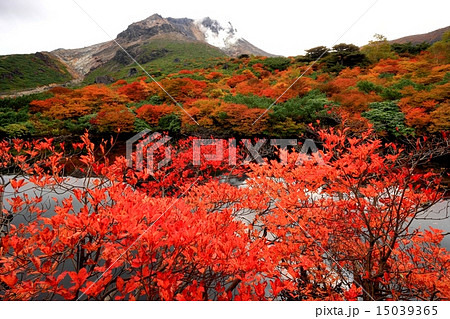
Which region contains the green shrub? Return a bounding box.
[362,101,413,136]
[0,109,29,127]
[64,114,95,134]
[158,113,181,134]
[437,72,450,85]
[262,57,291,72]
[391,78,425,91]
[2,123,30,137]
[390,42,430,55]
[356,80,383,94]
[380,87,402,100]
[378,72,395,79]
[271,90,335,124]
[134,118,151,132]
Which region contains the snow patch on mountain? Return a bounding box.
[195,17,241,49]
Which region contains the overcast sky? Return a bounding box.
[0,0,448,56]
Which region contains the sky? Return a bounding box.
[0,0,448,56]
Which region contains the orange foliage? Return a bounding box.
[205,72,222,80]
[92,103,135,133]
[112,79,127,87]
[178,69,194,75]
[214,102,268,135]
[116,80,153,101]
[321,77,358,94]
[30,97,66,113]
[234,78,272,96]
[226,70,256,88]
[332,89,381,112]
[404,107,432,129]
[16,44,450,136]
[339,67,362,78]
[159,78,208,102]
[30,85,128,120]
[48,86,72,95]
[371,58,406,75]
[136,104,175,126]
[430,102,450,132]
[182,99,268,135]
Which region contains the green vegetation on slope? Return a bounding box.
[84,39,227,84]
[1,33,449,139]
[0,52,72,93]
[0,92,52,137]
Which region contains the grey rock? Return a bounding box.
[127,67,138,77]
[94,75,115,84]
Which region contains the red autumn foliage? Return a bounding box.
[158,78,208,103]
[0,130,448,300]
[30,85,128,120]
[226,70,256,88]
[91,103,135,133]
[136,104,175,127]
[116,80,152,101]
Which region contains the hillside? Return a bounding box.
[390,25,450,44]
[0,52,72,94]
[1,30,448,139]
[83,38,227,84]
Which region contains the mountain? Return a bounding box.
[115,15,272,57]
[53,14,273,81]
[389,25,450,44]
[0,14,273,94]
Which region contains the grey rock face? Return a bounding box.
[94,75,115,84]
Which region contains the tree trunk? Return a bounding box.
[0,180,6,237]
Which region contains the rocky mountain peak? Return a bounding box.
[116,14,174,41]
[52,13,274,80]
[201,17,237,35]
[145,13,164,21]
[195,17,239,49]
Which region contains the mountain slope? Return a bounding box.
[390,25,450,44]
[0,52,72,94]
[52,41,117,80]
[83,38,226,84]
[194,17,273,57]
